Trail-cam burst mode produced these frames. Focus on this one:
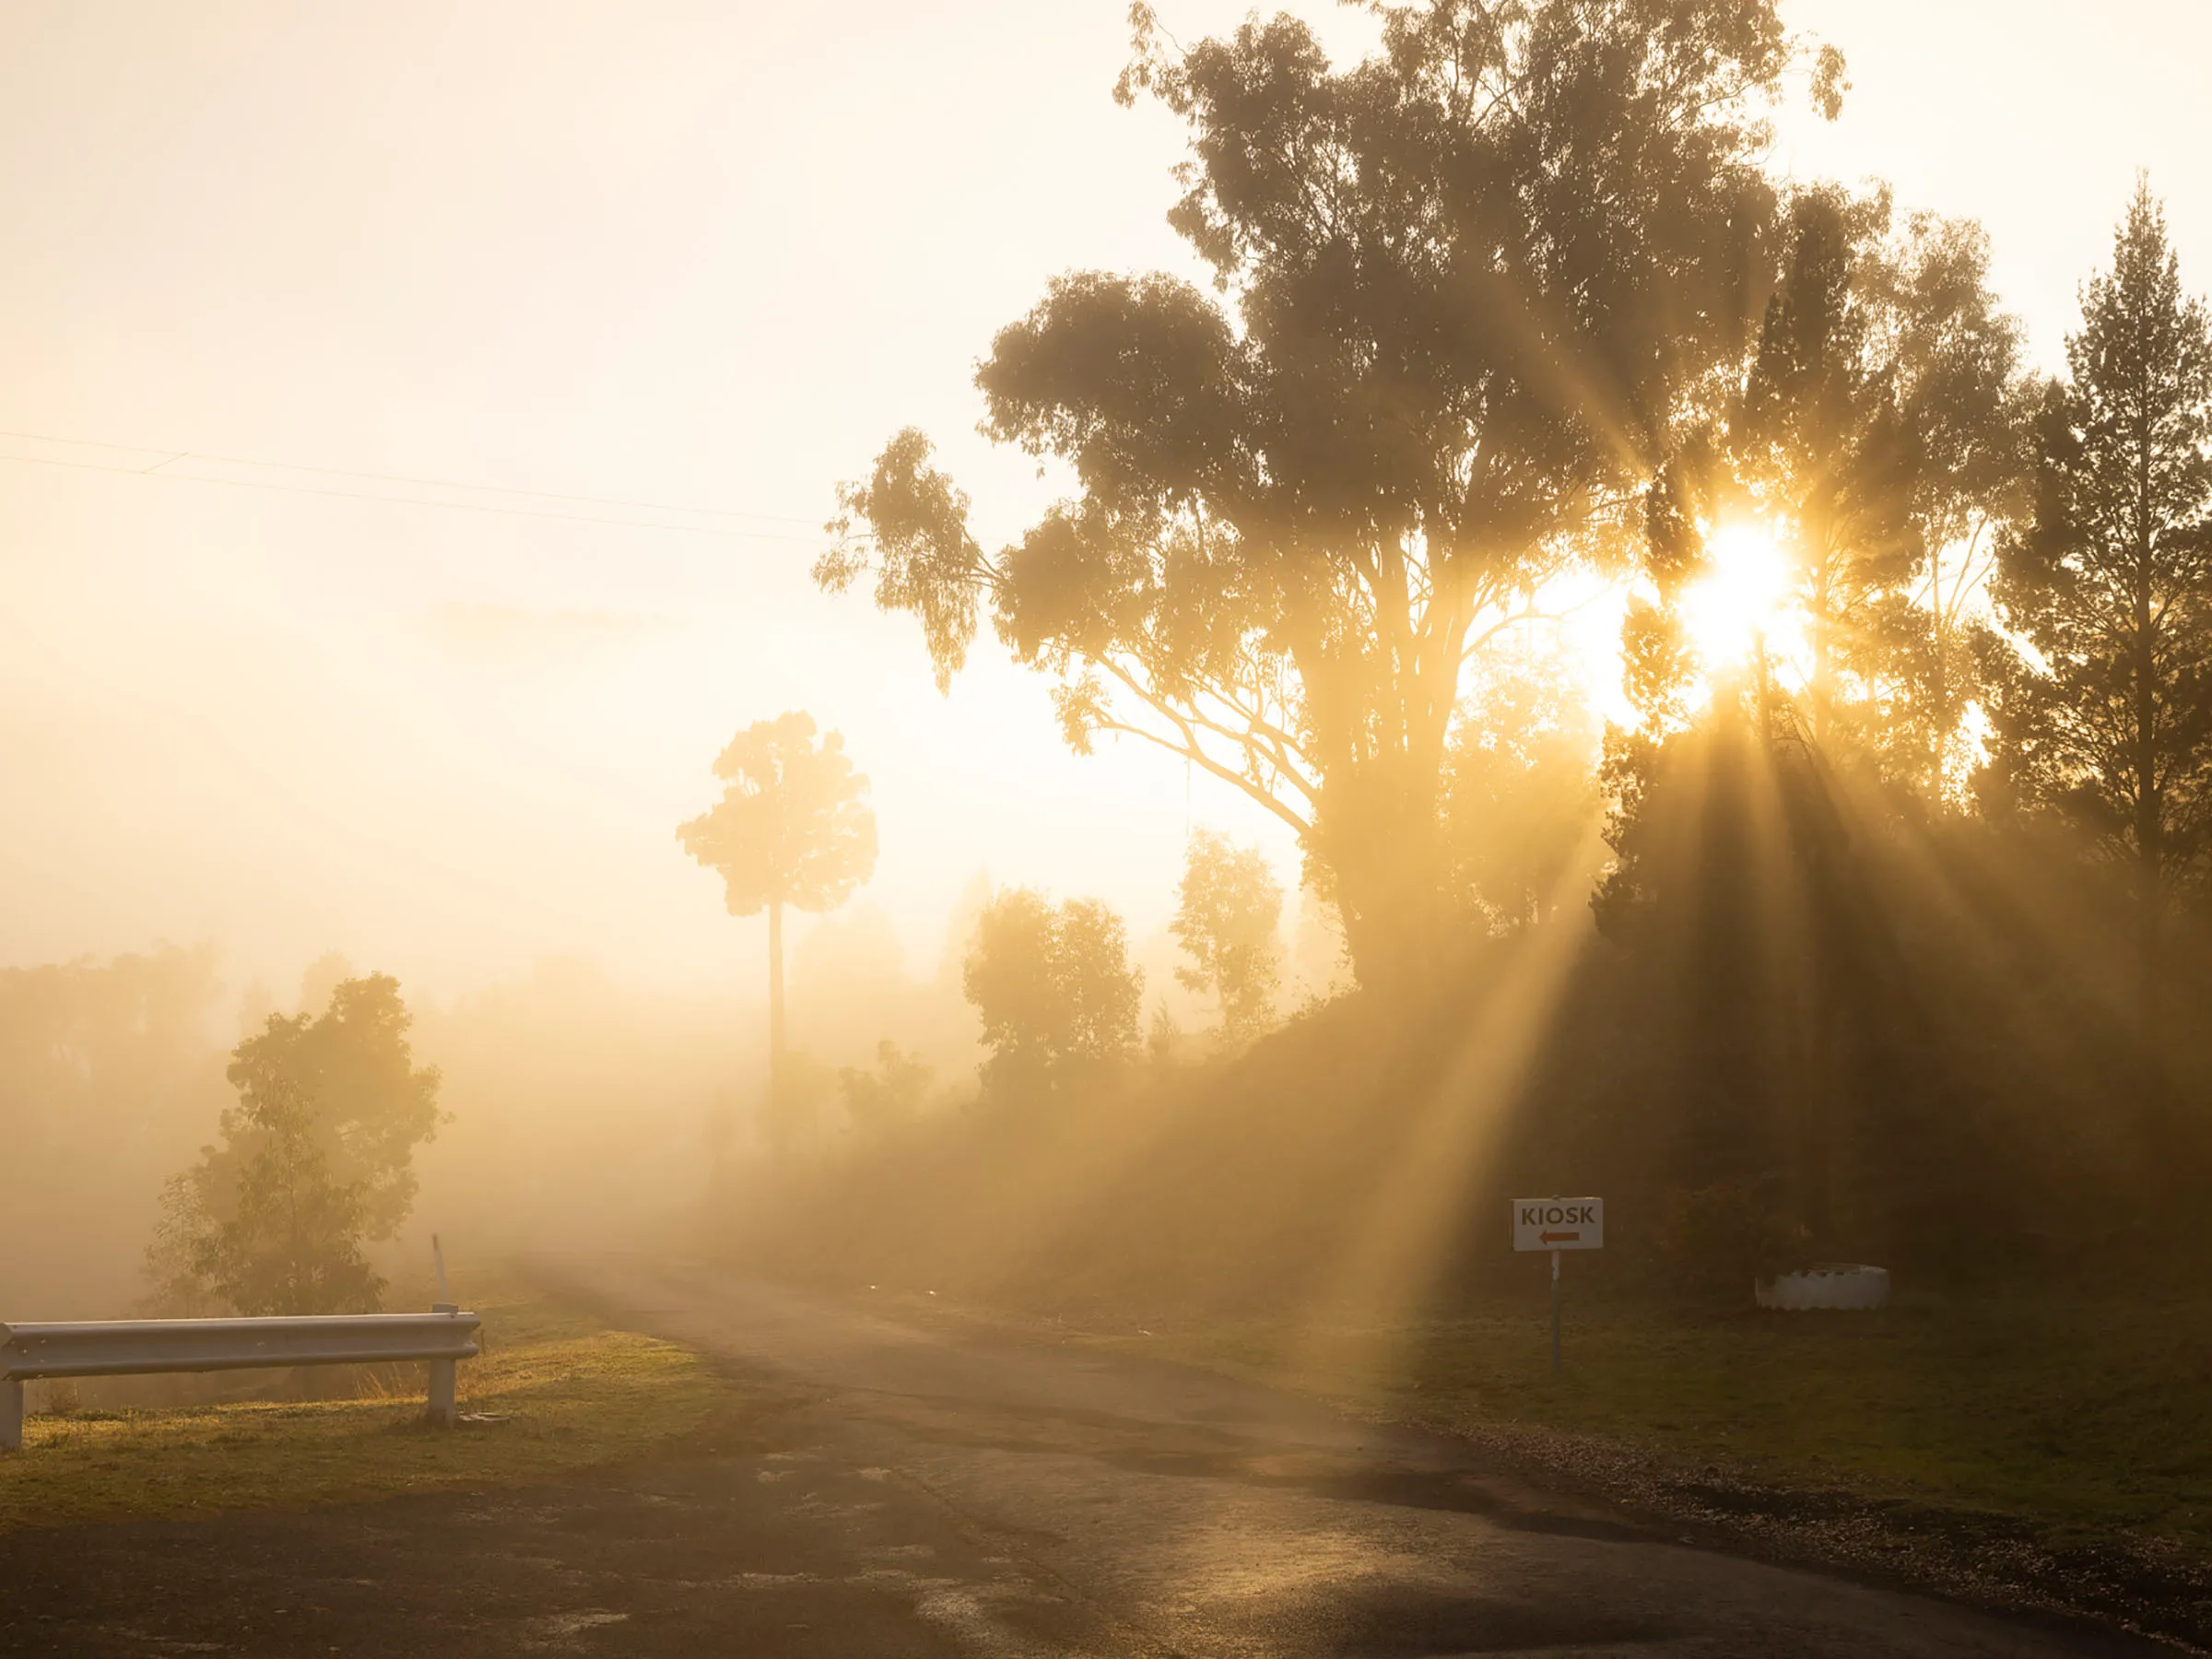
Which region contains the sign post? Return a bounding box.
[1550,1247,1560,1376]
[1512,1196,1603,1376]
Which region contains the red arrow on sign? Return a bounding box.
[1540,1231,1581,1242]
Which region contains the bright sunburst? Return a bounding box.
[1678,520,1799,673]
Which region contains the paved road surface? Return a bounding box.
[0,1265,2153,1656]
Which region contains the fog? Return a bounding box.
[11,1,2212,1002]
[13,0,2212,1328]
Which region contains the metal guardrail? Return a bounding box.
[0,1308,480,1451]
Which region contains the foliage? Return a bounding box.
[225,973,443,1238]
[824,0,1807,982]
[839,1040,932,1134]
[1656,1178,1814,1293]
[1442,646,1604,927]
[190,1078,382,1316]
[1592,186,2025,1235]
[1171,830,1284,1038]
[150,975,441,1316]
[677,711,877,922]
[718,787,2212,1342]
[1983,182,2212,1040]
[0,945,224,1135]
[963,888,1142,1099]
[1618,183,2025,795]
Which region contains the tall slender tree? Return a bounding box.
[679,712,877,1151]
[1983,181,2212,1053]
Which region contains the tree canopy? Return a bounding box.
[964,888,1143,1099]
[1619,185,2024,785]
[1171,830,1285,1037]
[680,710,878,1159]
[824,0,1811,982]
[151,973,441,1316]
[678,712,878,922]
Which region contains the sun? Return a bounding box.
[1678,520,1798,672]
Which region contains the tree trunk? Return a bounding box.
[1929,541,1947,799]
[2131,474,2165,1164]
[1330,820,1452,993]
[2134,565,2160,1053]
[768,897,788,1159]
[2138,829,2160,1045]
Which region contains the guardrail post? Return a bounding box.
[2,1378,21,1453]
[427,1300,459,1427]
[427,1358,456,1426]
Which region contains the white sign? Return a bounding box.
[1512,1196,1603,1252]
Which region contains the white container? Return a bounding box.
[1755,1263,1890,1311]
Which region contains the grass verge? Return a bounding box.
[1107,1291,2212,1551]
[1065,1288,2212,1643]
[0,1290,731,1533]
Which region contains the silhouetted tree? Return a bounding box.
[1620,185,2023,792]
[1598,188,2022,1238]
[679,712,877,1148]
[964,888,1141,1098]
[839,1040,932,1134]
[1171,830,1284,1038]
[188,1078,382,1316]
[1984,182,2212,1055]
[822,0,1815,985]
[150,974,440,1315]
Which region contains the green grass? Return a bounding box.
[1103,1289,2212,1557]
[0,1291,734,1533]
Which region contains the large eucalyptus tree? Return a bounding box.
[822,0,1824,985]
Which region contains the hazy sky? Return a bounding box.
[4,1,2210,1006]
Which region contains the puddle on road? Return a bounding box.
[516,1608,630,1651]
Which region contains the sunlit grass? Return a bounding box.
[0,1293,733,1533]
[1101,1291,2212,1555]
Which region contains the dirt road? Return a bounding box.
[0,1266,2156,1656]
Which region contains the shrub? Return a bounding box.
[1657,1178,1813,1296]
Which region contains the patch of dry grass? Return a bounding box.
[0,1291,732,1532]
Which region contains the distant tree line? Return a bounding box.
[678,698,1300,1155]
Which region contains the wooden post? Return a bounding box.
[1,1378,21,1452]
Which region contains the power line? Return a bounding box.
[0,428,829,542]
